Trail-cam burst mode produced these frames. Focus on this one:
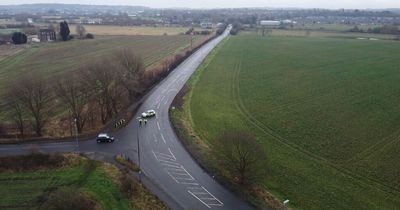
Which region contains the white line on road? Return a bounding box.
[180,182,199,185]
[188,191,211,209]
[168,148,176,160]
[157,121,161,130]
[161,163,183,169]
[160,133,166,144]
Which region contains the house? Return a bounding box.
[39,29,56,42]
[200,22,213,29]
[260,20,281,27]
[28,35,40,43]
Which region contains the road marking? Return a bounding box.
[161,133,166,144]
[163,99,168,105]
[188,186,224,208]
[188,191,211,209]
[161,163,182,169]
[157,103,161,110]
[168,148,176,160]
[180,182,199,186]
[152,148,224,208]
[187,186,203,190]
[157,121,161,130]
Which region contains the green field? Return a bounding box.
[0,158,129,209]
[0,34,208,95]
[178,32,400,209]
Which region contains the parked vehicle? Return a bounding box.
[141,110,156,118]
[96,133,114,143]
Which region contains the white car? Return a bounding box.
[141,110,156,118]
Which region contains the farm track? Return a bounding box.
[344,128,400,164]
[230,56,400,195]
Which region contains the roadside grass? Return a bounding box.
[177,31,400,209]
[0,153,168,210]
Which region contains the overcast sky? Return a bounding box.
[0,0,399,9]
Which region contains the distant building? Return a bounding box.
[200,22,213,29]
[27,18,34,24]
[28,35,40,43]
[83,18,103,24]
[260,20,281,27]
[39,29,56,42]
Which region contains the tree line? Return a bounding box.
[4,48,145,138]
[2,31,220,139]
[348,25,400,35]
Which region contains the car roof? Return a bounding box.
[98,133,110,137]
[148,110,155,112]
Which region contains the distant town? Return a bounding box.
[0,5,399,43]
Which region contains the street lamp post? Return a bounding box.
[137,122,141,182]
[74,118,79,150]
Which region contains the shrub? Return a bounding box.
[86,33,94,39]
[0,152,65,172]
[41,187,96,210]
[11,32,27,44]
[0,123,7,136]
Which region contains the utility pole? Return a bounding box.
[74,118,79,150]
[190,33,193,50]
[137,122,141,182]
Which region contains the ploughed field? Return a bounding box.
[185,32,400,209]
[0,34,207,94]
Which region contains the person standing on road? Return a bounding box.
[144,119,148,125]
[139,118,143,126]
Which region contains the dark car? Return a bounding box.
[96,133,114,143]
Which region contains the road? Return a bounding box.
[0,26,253,210]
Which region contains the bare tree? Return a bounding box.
[114,48,145,102]
[54,71,91,133]
[212,131,268,186]
[14,75,52,136]
[6,88,26,138]
[76,24,86,39]
[83,59,121,124]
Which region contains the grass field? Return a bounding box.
[68,24,194,36]
[0,156,130,209]
[293,23,384,32]
[0,154,168,210]
[177,31,400,209]
[0,34,209,95]
[0,28,21,35]
[251,29,398,40]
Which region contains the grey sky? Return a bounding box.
[0,0,399,9]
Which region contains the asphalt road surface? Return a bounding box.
[0,26,253,210]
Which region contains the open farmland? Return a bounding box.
[0,34,209,95]
[68,25,193,36]
[177,31,400,209]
